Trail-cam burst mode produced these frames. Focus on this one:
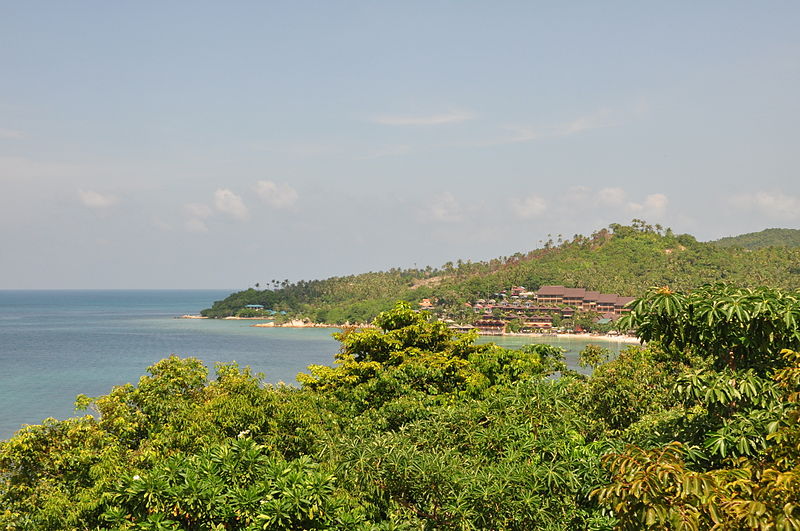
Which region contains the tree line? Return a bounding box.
[202,221,800,324]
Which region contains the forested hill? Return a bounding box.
[710,227,800,249]
[202,221,800,322]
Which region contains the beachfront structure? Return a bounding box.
[473,315,506,335]
[533,286,634,317]
[475,286,633,317]
[583,291,600,311]
[563,288,587,308]
[536,285,566,304]
[525,315,553,329]
[615,296,636,313]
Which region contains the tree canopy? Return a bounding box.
[3,287,800,529]
[202,222,800,324]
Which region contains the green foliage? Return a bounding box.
[620,284,800,374]
[332,379,615,530]
[5,286,800,529]
[712,227,800,249]
[594,350,800,530]
[105,439,360,529]
[203,222,800,322]
[578,344,613,369]
[577,345,676,436]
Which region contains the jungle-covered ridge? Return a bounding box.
[4,286,800,528]
[202,220,800,323]
[711,228,800,249]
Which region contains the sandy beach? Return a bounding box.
[496,331,640,344]
[251,319,341,329]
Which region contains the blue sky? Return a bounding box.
[1,2,799,288]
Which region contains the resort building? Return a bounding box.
[473,316,506,335]
[533,286,634,317]
[536,285,566,304]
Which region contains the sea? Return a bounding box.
[0,290,633,440]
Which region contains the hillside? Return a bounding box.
[202,221,800,323]
[711,227,800,249]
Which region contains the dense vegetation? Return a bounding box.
[3,284,800,529]
[202,221,800,324]
[711,228,800,249]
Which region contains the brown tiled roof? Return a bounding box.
[537,285,566,296]
[563,288,586,298]
[584,291,600,301]
[597,293,618,303]
[616,296,636,307]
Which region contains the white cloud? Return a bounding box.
[78,189,119,209]
[730,191,800,220]
[512,194,548,219]
[182,203,213,233]
[151,216,173,231]
[214,188,248,220]
[184,203,213,219]
[598,187,627,207]
[564,186,592,204]
[471,103,643,148]
[0,128,24,139]
[255,181,298,209]
[555,109,615,136]
[184,218,209,233]
[371,110,475,126]
[628,193,669,216]
[503,126,542,143]
[425,192,464,223]
[355,145,412,160]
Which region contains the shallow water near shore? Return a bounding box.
[0,290,631,439]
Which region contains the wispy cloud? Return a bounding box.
[468,103,643,148]
[0,128,24,139]
[184,217,209,233]
[214,188,249,220]
[184,203,212,219]
[422,192,464,223]
[0,156,84,181]
[597,187,627,207]
[512,194,548,219]
[628,193,669,217]
[730,191,800,221]
[182,203,212,232]
[255,180,298,209]
[78,189,119,209]
[354,144,412,160]
[371,110,475,126]
[251,142,342,158]
[554,108,616,136]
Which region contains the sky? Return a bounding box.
[1,1,799,289]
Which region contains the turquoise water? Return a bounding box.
[0,290,339,439]
[0,291,634,440]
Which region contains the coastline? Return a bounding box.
[252,320,345,329]
[179,315,274,320]
[511,332,640,344]
[181,315,638,343]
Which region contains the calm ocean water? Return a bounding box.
[0,290,631,440]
